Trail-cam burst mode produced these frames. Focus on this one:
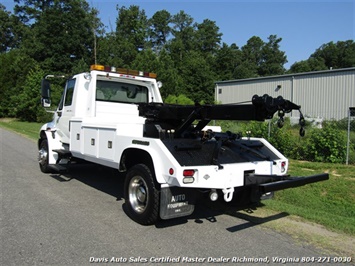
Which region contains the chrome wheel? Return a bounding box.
[38,146,48,167]
[124,164,160,225]
[128,175,149,214]
[38,139,50,173]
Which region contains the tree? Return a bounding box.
[112,5,149,67]
[15,0,98,73]
[179,51,216,103]
[132,48,158,72]
[91,6,105,65]
[288,57,327,73]
[96,32,124,67]
[155,49,184,99]
[0,4,25,52]
[14,0,55,23]
[169,11,195,62]
[233,35,287,78]
[339,40,355,67]
[194,19,222,55]
[148,10,171,52]
[116,5,148,49]
[164,94,194,105]
[171,10,194,36]
[235,36,264,78]
[0,49,37,117]
[214,43,242,81]
[310,40,355,69]
[288,40,355,73]
[259,35,287,76]
[0,4,15,52]
[11,64,47,122]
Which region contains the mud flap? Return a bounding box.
[160,187,196,220]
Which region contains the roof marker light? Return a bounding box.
[90,64,157,78]
[90,64,104,71]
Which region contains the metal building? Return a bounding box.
[215,68,355,120]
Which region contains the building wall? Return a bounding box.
[215,68,355,120]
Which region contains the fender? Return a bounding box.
[39,121,55,133]
[40,130,64,165]
[38,121,55,147]
[144,145,173,184]
[120,140,178,185]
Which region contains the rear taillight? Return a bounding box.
[183,169,195,177]
[183,169,195,184]
[281,161,286,173]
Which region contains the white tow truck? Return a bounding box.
[38,64,328,225]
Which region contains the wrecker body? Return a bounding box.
[38,65,328,225]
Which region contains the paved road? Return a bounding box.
[0,127,338,265]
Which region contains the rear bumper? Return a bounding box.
[245,173,329,194]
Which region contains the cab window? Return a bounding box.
[96,80,148,104]
[64,79,76,106]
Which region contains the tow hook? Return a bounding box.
[222,187,234,202]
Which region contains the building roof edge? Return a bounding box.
[215,67,355,85]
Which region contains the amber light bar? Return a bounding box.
[90,64,157,78]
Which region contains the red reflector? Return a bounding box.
[281,161,286,172]
[183,170,195,177]
[169,168,174,175]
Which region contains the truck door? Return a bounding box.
[56,78,76,144]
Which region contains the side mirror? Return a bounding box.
[41,79,51,107]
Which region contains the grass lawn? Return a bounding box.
[0,118,43,141]
[1,119,354,235]
[263,160,355,235]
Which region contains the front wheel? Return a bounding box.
[38,139,50,173]
[124,164,160,225]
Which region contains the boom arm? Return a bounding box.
[138,94,306,137]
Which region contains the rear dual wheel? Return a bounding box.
[124,164,160,225]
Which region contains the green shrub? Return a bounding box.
[305,123,347,163]
[10,64,63,123]
[218,119,353,164]
[164,94,194,105]
[12,65,45,122]
[239,119,297,157]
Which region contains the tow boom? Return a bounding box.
[139,94,306,138]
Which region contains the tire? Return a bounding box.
[124,164,160,225]
[38,139,51,173]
